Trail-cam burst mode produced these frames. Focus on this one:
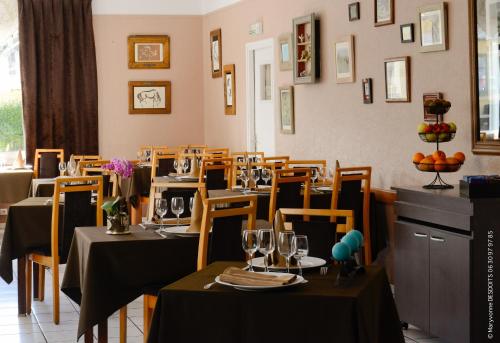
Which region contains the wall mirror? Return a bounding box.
[470,0,500,154]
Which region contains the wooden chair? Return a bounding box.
[231,161,284,187]
[232,151,265,162]
[71,155,101,163]
[79,159,110,175]
[178,144,207,153]
[268,168,311,223]
[33,149,64,178]
[199,157,233,190]
[139,145,168,162]
[263,156,290,164]
[202,147,230,157]
[286,160,327,178]
[331,166,372,264]
[150,150,178,179]
[26,176,103,324]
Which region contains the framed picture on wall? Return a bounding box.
[384,56,411,102]
[400,24,414,43]
[128,81,171,114]
[418,2,448,52]
[374,0,394,26]
[280,86,295,134]
[278,33,293,71]
[210,29,223,78]
[349,2,360,21]
[362,78,373,104]
[334,35,355,83]
[128,35,170,69]
[223,64,236,115]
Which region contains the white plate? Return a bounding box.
[160,225,199,237]
[315,186,332,192]
[215,272,305,291]
[247,256,326,270]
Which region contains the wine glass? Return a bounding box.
[318,168,326,185]
[239,169,249,192]
[173,159,178,173]
[242,230,258,272]
[293,235,309,276]
[171,197,184,227]
[182,159,190,174]
[67,160,77,176]
[278,231,296,273]
[250,169,260,189]
[311,168,318,186]
[58,162,67,176]
[261,168,271,185]
[258,229,275,273]
[155,198,168,229]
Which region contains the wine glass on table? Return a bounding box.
[155,198,168,230]
[278,231,297,273]
[67,160,77,176]
[173,160,179,174]
[242,230,258,272]
[58,162,67,176]
[189,196,194,214]
[258,229,275,273]
[311,168,318,187]
[261,168,271,186]
[239,169,249,192]
[293,235,309,276]
[250,169,260,189]
[171,197,184,227]
[182,159,190,174]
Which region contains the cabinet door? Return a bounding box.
[394,221,430,332]
[429,230,470,343]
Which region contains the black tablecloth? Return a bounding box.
[61,226,198,339]
[147,261,404,343]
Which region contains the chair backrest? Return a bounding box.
[151,150,178,179]
[331,166,372,264]
[51,176,103,264]
[269,168,311,222]
[286,160,327,176]
[140,145,168,162]
[72,155,101,163]
[197,195,257,270]
[179,145,207,154]
[230,161,285,187]
[79,160,115,196]
[231,151,265,162]
[202,148,229,157]
[34,149,64,179]
[199,157,232,191]
[263,156,290,164]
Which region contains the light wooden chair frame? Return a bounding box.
[269,168,311,222]
[78,160,110,175]
[280,208,354,232]
[231,161,285,187]
[202,147,230,157]
[286,160,327,177]
[199,157,233,189]
[71,155,101,162]
[231,151,265,161]
[150,150,178,179]
[263,156,290,164]
[33,149,64,178]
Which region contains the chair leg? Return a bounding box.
[52,263,59,324]
[143,295,156,343]
[38,266,45,301]
[119,306,127,343]
[25,258,32,315]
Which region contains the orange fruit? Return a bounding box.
[434,159,447,172]
[413,152,425,163]
[425,154,435,161]
[454,152,465,163]
[446,157,460,172]
[419,157,435,172]
[432,150,446,161]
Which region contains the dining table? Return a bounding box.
[147,261,405,343]
[0,168,33,203]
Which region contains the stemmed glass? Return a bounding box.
[58,162,67,176]
[258,229,275,273]
[293,235,309,276]
[67,160,77,176]
[239,169,249,192]
[171,197,184,227]
[182,159,190,174]
[189,197,194,214]
[155,198,168,229]
[173,160,179,174]
[318,168,326,186]
[311,168,318,186]
[278,231,297,273]
[242,230,258,272]
[261,168,271,186]
[250,169,260,189]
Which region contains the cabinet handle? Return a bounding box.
[430,236,445,243]
[413,233,428,238]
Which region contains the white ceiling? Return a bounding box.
[92,0,241,15]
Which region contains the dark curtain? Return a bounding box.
[18,0,99,164]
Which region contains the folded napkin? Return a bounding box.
[13,149,25,169]
[187,190,203,232]
[219,267,297,286]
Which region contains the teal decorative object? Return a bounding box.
[347,230,364,247]
[332,242,351,261]
[341,234,360,253]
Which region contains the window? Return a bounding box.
[0,0,24,166]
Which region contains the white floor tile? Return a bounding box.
[0,332,46,343]
[0,323,41,335]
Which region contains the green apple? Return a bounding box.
[448,122,457,133]
[417,123,428,134]
[438,133,449,142]
[426,133,437,142]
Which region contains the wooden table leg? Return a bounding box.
[25,258,31,315]
[98,319,108,343]
[33,263,40,300]
[119,307,127,343]
[84,329,93,343]
[131,204,141,225]
[17,256,27,315]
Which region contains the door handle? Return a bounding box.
[413,233,428,238]
[430,236,445,243]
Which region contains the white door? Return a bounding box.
[246,40,275,155]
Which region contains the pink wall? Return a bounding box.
[93,15,204,159]
[202,0,500,188]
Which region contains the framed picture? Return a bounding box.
[128,35,170,69]
[210,29,223,78]
[374,0,394,26]
[418,2,448,52]
[349,2,360,21]
[334,35,355,83]
[423,92,443,122]
[400,24,414,43]
[278,33,293,71]
[280,86,295,134]
[128,81,171,114]
[384,57,411,102]
[362,78,373,104]
[223,64,236,115]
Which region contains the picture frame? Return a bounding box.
[418,2,448,52]
[400,23,414,43]
[349,2,360,21]
[423,92,443,122]
[279,86,295,134]
[128,35,170,69]
[128,81,171,114]
[210,29,223,78]
[334,35,355,83]
[223,64,236,115]
[362,78,373,104]
[374,0,394,26]
[384,56,411,102]
[278,33,293,71]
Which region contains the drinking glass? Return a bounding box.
[293,235,309,276]
[250,169,260,189]
[58,162,67,176]
[311,168,318,186]
[278,231,297,273]
[173,160,178,173]
[155,198,168,229]
[189,197,194,213]
[171,197,184,226]
[242,230,258,272]
[258,229,275,273]
[182,159,190,174]
[67,160,77,176]
[239,169,249,192]
[318,168,326,185]
[261,168,271,185]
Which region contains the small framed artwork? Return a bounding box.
[384,56,411,102]
[279,86,295,134]
[418,2,448,52]
[334,35,355,83]
[400,24,414,43]
[128,81,171,114]
[278,33,293,71]
[423,92,443,121]
[374,0,394,26]
[349,2,360,21]
[362,78,373,104]
[128,35,170,69]
[223,64,236,115]
[210,29,223,78]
